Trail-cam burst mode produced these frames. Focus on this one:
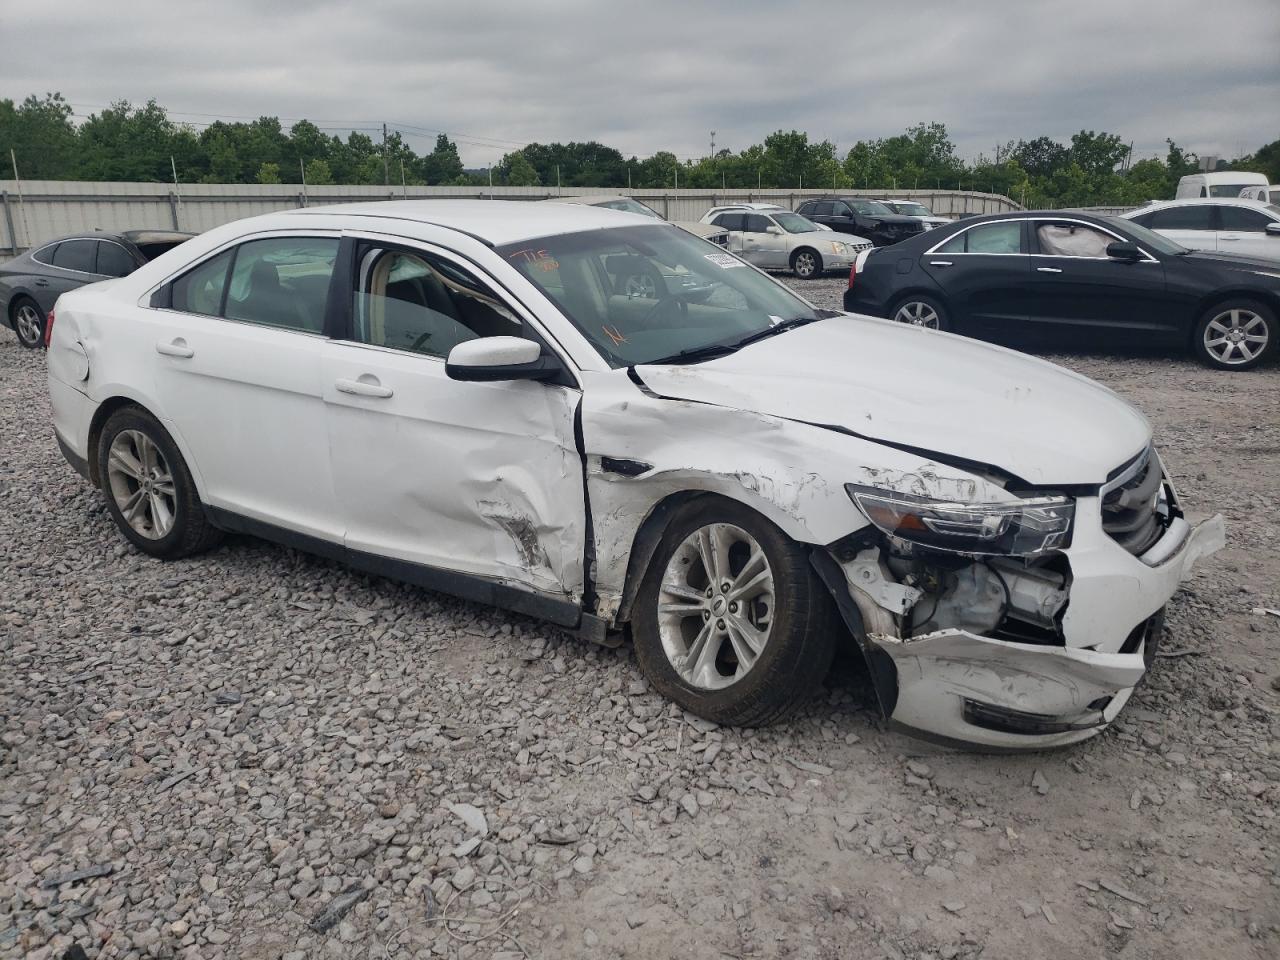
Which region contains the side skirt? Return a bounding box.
[206,507,585,630]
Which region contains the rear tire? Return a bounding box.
[791,248,822,279]
[10,297,45,349]
[97,406,223,559]
[1192,299,1274,371]
[890,294,950,332]
[632,497,838,727]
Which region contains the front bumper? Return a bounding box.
[824,506,1225,751]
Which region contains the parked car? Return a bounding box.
[844,211,1280,370]
[1239,184,1279,204]
[1,230,194,348]
[1175,171,1270,199]
[795,197,926,246]
[543,194,730,246]
[699,205,871,278]
[1121,198,1280,262]
[47,200,1224,749]
[875,199,950,230]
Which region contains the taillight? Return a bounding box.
[847,262,857,290]
[44,309,55,349]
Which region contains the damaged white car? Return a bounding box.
[46,200,1225,749]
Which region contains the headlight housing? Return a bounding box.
[830,241,849,255]
[845,484,1075,557]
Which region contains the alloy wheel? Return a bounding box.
[1203,308,1268,366]
[893,301,940,328]
[14,304,43,346]
[794,252,817,278]
[106,430,178,540]
[656,523,775,690]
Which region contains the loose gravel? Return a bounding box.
[2,283,1278,960]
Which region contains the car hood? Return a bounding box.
[1181,249,1280,271]
[676,221,730,240]
[868,214,922,226]
[633,317,1151,487]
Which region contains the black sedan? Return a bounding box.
[796,197,925,246]
[1,230,192,348]
[843,211,1280,371]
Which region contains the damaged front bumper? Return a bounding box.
[817,505,1226,751]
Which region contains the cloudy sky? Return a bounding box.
[2,0,1277,167]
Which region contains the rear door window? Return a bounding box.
[811,201,835,217]
[52,239,98,273]
[223,237,339,332]
[711,213,746,231]
[1218,206,1272,232]
[1146,206,1214,231]
[171,249,235,316]
[96,242,137,278]
[937,221,1025,254]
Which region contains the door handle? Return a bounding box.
[1036,267,1063,273]
[1220,236,1239,241]
[156,338,194,358]
[335,377,393,399]
[34,279,49,287]
[929,260,953,267]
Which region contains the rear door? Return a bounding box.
[1216,205,1278,259]
[1023,219,1173,342]
[919,219,1031,333]
[1136,205,1216,252]
[320,235,585,605]
[149,233,342,540]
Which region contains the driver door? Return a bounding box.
[321,237,586,606]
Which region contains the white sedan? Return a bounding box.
[1122,198,1280,262]
[46,201,1223,748]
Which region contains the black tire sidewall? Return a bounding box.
[792,248,822,279]
[1192,298,1276,371]
[97,407,205,558]
[11,297,45,349]
[891,294,950,332]
[631,497,835,726]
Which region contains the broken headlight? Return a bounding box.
[845,484,1074,557]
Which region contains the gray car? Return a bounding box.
[1,230,193,348]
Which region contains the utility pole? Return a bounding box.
[382,123,389,186]
[556,164,561,195]
[300,158,308,205]
[401,159,408,198]
[710,130,716,156]
[674,162,678,190]
[627,166,631,189]
[10,149,32,249]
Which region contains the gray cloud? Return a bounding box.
[1,0,1276,168]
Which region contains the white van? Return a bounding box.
[1175,171,1269,199]
[1239,184,1279,204]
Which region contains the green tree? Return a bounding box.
[303,158,334,185]
[0,93,79,179]
[1011,136,1068,179]
[77,99,186,181]
[257,162,282,184]
[1067,130,1129,176]
[415,134,464,185]
[501,150,541,186]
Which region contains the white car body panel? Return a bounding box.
[45,199,1223,751]
[1122,198,1280,263]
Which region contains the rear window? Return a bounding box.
[52,239,98,273]
[135,239,190,261]
[1145,206,1213,231]
[96,242,137,278]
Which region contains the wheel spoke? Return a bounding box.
[149,492,174,537]
[684,621,720,685]
[121,488,147,521]
[109,447,143,480]
[728,551,770,601]
[1207,320,1230,336]
[725,616,767,669]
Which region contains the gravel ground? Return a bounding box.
[2,281,1278,960]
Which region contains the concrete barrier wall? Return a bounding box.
[0,181,1024,260]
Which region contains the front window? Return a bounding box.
[596,197,662,219]
[1218,206,1273,232]
[499,224,820,368]
[1208,183,1258,198]
[1102,217,1187,255]
[1036,222,1114,258]
[851,200,893,216]
[894,202,933,217]
[772,212,821,234]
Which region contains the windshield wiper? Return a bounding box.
[645,316,822,366]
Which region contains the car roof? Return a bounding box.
[1179,171,1269,183]
[1127,197,1277,211]
[708,202,786,211]
[34,230,195,248]
[281,199,656,245]
[545,194,648,207]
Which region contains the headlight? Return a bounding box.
[829,241,848,255]
[845,484,1075,556]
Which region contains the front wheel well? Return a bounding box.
[86,397,152,485]
[1187,291,1279,347]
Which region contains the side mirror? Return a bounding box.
[1106,241,1141,261]
[765,225,782,235]
[445,336,560,382]
[1266,222,1280,236]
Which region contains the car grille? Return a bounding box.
[1101,447,1167,556]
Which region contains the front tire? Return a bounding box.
[791,248,822,279]
[97,406,222,558]
[632,497,837,727]
[890,294,949,331]
[11,297,45,349]
[1192,299,1275,371]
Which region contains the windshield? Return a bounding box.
[596,197,662,219]
[499,224,820,367]
[1208,184,1258,198]
[1104,216,1189,256]
[894,202,933,217]
[853,200,893,216]
[773,212,821,234]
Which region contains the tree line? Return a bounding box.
[3,94,1277,208]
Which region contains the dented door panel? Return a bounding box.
[322,340,585,600]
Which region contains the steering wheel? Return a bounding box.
[637,294,689,327]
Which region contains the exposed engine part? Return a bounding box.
[841,548,921,637]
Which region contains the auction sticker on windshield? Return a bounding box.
[704,252,745,269]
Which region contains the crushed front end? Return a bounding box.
[816,446,1225,750]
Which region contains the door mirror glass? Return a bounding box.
[1106,241,1141,261]
[445,336,558,382]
